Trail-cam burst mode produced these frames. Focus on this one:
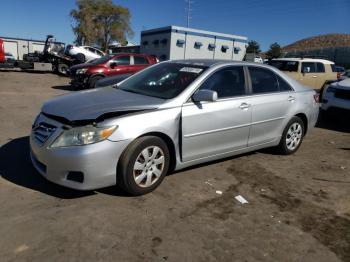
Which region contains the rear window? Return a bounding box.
[316,63,325,73]
[331,64,336,72]
[270,60,299,72]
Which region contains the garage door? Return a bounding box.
[4,41,18,59]
[32,43,44,53]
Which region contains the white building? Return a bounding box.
[140,25,248,61]
[0,36,64,60]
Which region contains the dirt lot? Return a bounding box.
[0,71,350,262]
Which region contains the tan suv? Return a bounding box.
[270,58,337,90]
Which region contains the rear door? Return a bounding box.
[107,55,132,76]
[181,66,252,162]
[300,62,317,88]
[245,66,296,146]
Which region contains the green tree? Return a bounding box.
[246,40,261,54]
[266,42,282,59]
[70,0,133,51]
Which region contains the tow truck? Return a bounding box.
[0,35,78,75]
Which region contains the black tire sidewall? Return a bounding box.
[279,117,305,155]
[118,136,170,196]
[88,75,103,89]
[58,64,68,75]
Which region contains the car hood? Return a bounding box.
[335,78,350,90]
[42,87,165,122]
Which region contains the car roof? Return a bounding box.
[272,58,334,64]
[168,59,273,68]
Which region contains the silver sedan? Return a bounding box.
[30,60,319,195]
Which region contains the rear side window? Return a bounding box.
[301,62,316,73]
[114,56,130,65]
[134,56,149,65]
[331,64,336,72]
[276,75,293,91]
[249,67,279,94]
[199,66,246,98]
[316,63,325,73]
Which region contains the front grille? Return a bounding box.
[32,122,57,146]
[334,89,350,100]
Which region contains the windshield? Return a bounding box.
[270,60,299,72]
[118,63,208,99]
[89,55,112,65]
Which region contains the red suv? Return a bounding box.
[69,53,158,88]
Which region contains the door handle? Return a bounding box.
[239,103,251,110]
[288,96,295,102]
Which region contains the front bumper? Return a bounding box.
[322,92,350,111]
[70,74,89,88]
[30,115,130,190]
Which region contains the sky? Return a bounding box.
[1,0,349,51]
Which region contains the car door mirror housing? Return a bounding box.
[192,89,218,102]
[110,62,117,69]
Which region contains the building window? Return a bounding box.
[221,45,229,53]
[161,39,168,45]
[234,47,241,54]
[176,39,185,47]
[153,39,159,45]
[142,41,149,46]
[194,42,203,49]
[208,43,216,51]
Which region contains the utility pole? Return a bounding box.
[185,0,193,28]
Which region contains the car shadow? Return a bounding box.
[0,137,96,199]
[316,109,350,133]
[51,85,83,91]
[0,136,132,198]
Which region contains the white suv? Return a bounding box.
[65,45,105,63]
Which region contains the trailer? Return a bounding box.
[0,35,78,75]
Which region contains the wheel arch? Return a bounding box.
[139,132,177,172]
[294,113,308,135]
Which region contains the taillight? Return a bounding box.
[313,93,320,103]
[337,72,341,79]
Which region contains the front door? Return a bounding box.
[107,55,132,76]
[181,66,251,162]
[300,62,317,89]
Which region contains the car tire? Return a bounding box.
[276,116,305,155]
[76,53,86,63]
[88,75,104,89]
[57,64,69,75]
[117,136,170,196]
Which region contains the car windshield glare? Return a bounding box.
[117,63,208,99]
[89,55,112,65]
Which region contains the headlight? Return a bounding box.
[50,125,117,148]
[76,68,88,74]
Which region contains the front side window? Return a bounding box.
[316,63,325,73]
[113,56,130,65]
[199,67,246,98]
[134,56,149,65]
[118,63,208,99]
[301,62,316,73]
[249,67,279,94]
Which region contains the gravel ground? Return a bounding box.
[0,71,350,262]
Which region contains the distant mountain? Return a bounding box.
[283,34,350,52]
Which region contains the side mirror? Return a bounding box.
[302,67,310,74]
[110,62,117,69]
[192,89,218,102]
